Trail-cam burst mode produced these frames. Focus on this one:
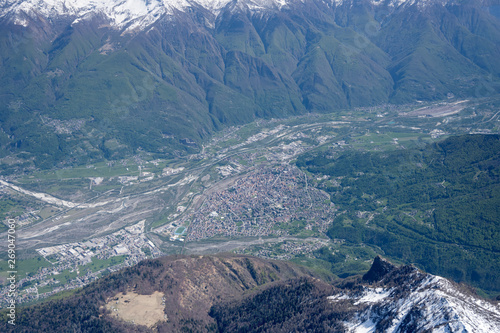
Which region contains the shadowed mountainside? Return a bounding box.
[1,0,500,168]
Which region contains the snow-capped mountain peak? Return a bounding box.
[333,0,454,8]
[3,0,174,29]
[0,0,457,30]
[328,257,500,333]
[345,276,500,332]
[1,0,290,30]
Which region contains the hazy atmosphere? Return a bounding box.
[0,0,499,332]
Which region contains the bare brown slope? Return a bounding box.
[129,254,322,331]
[6,254,328,332]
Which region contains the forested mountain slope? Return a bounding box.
[1,0,499,168]
[297,134,500,294]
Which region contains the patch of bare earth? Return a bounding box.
[104,291,166,328]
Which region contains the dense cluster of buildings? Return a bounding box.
[186,165,336,241]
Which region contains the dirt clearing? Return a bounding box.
[104,291,166,327]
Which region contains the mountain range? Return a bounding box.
[2,254,499,332]
[1,0,500,168]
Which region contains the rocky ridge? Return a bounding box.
[4,254,499,332]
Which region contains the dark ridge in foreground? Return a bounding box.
[1,254,325,332]
[2,254,499,332]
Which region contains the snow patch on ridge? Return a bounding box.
[329,274,500,333]
[1,0,456,30]
[353,287,392,305]
[0,0,290,31]
[2,0,170,30]
[331,0,453,8]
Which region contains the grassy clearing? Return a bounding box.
[80,255,127,274]
[175,227,186,235]
[53,269,78,285]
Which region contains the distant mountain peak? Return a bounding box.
[0,0,466,31]
[0,0,499,169]
[0,0,290,30]
[2,0,174,30]
[333,0,454,6]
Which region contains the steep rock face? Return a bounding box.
[362,255,395,282]
[0,0,499,168]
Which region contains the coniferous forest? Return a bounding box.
[296,134,500,294]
